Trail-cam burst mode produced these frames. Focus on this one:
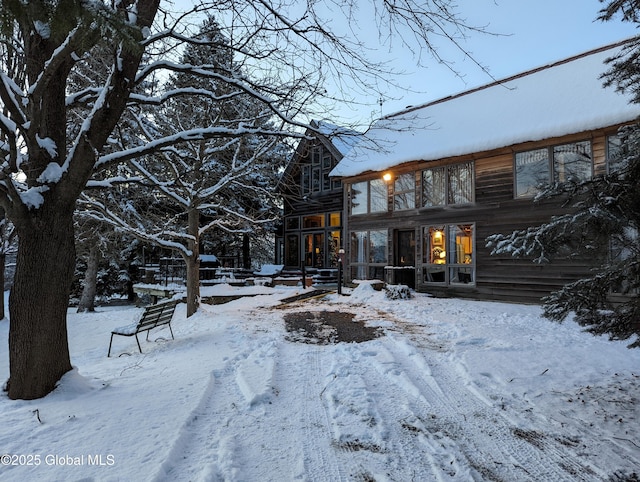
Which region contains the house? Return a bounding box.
[330,40,639,303]
[277,120,360,280]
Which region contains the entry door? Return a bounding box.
[304,233,325,268]
[395,230,415,266]
[394,230,416,288]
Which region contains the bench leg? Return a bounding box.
[108,334,115,357]
[134,333,143,353]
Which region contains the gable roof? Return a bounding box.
[331,39,640,178]
[311,120,361,158]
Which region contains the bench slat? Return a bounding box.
[108,300,179,356]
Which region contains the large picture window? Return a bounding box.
[350,179,388,215]
[349,229,388,280]
[422,162,474,207]
[515,140,592,197]
[423,224,475,285]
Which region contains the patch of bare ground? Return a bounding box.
[283,310,383,344]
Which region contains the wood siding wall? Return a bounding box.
[343,128,622,304]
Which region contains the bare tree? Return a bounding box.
[0,0,488,399]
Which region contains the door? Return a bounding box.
[394,230,416,287]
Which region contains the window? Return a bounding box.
[329,231,341,267]
[285,217,299,230]
[349,229,387,280]
[553,141,592,183]
[303,214,324,228]
[304,233,324,267]
[349,179,388,215]
[329,212,341,226]
[285,234,299,266]
[422,162,474,207]
[422,167,446,206]
[515,141,592,197]
[610,226,639,294]
[301,165,311,195]
[423,224,475,285]
[515,148,548,198]
[301,145,339,195]
[607,134,626,174]
[393,173,416,211]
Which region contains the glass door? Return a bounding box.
[304,233,325,268]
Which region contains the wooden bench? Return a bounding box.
[108,300,179,357]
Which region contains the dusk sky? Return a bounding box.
[173,0,638,125]
[350,0,638,123]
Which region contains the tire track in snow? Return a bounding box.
[373,328,604,481]
[272,341,354,481]
[320,343,447,481]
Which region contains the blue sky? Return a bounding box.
[172,0,637,126]
[362,0,638,122]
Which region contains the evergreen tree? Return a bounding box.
[488,124,640,347]
[488,0,640,346]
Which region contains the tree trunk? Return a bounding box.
[185,254,200,318]
[0,253,5,320]
[77,243,99,313]
[8,210,75,400]
[243,233,251,269]
[185,207,200,317]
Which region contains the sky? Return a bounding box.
[355,0,639,122]
[170,0,637,127]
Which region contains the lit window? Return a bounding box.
[423,224,474,285]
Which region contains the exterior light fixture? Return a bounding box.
[382,172,392,182]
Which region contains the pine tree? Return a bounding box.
[488,3,640,347]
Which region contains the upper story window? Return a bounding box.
[301,145,339,195]
[350,179,387,215]
[422,161,474,207]
[393,173,416,211]
[515,140,592,198]
[607,134,626,174]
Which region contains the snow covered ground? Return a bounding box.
[0,283,639,481]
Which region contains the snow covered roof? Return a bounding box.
[331,40,640,178]
[313,120,361,157]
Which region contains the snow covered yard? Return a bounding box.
[0,283,638,481]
